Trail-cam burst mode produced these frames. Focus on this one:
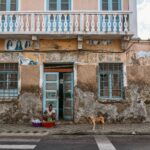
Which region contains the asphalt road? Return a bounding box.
[0,135,150,150]
[108,135,150,150]
[36,135,98,150]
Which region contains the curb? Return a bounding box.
[48,131,150,136]
[0,131,49,137]
[1,131,150,136]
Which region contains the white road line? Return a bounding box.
[94,135,116,150]
[0,145,36,149]
[0,138,40,142]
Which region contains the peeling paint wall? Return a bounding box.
[0,39,149,124]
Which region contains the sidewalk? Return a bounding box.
[0,123,150,136]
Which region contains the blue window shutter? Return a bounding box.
[68,0,71,10]
[57,0,60,10]
[16,0,18,11]
[6,0,10,10]
[109,0,112,10]
[118,0,121,10]
[46,0,49,10]
[100,0,102,10]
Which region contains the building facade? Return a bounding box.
[0,0,150,123]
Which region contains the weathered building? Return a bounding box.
[0,0,150,124]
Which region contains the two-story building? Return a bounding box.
[0,0,150,124]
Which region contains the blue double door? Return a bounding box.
[43,72,74,121]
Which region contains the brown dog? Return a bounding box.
[88,115,105,130]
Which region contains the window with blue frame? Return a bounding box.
[46,0,71,32]
[0,0,18,11]
[0,63,18,98]
[0,0,18,32]
[99,63,124,99]
[100,0,121,11]
[99,0,122,32]
[47,0,71,10]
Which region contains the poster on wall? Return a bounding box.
[5,40,32,51]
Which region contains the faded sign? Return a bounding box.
[5,40,32,51]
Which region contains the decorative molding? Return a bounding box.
[86,39,112,46]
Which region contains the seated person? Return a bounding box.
[47,104,56,120]
[43,104,56,121]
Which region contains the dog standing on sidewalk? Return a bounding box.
[87,115,105,130]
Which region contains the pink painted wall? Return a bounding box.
[21,0,44,11]
[20,0,129,11]
[123,0,129,11]
[73,0,98,10]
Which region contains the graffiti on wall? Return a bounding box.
[128,51,150,66]
[135,51,150,65]
[5,40,32,51]
[136,51,150,58]
[18,54,38,65]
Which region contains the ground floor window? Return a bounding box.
[0,63,18,98]
[99,63,124,99]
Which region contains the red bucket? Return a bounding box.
[42,122,55,128]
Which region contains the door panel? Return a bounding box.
[43,73,59,120]
[63,73,73,120]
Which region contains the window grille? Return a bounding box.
[99,63,124,99]
[0,63,18,98]
[47,0,70,10]
[102,0,109,10]
[101,0,121,11]
[0,0,6,11]
[61,0,69,10]
[49,0,57,10]
[10,0,17,11]
[0,0,17,11]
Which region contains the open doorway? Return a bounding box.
[43,63,74,121]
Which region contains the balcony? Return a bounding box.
[0,11,132,38]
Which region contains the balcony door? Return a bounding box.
[0,0,18,32]
[46,0,71,32]
[46,0,71,10]
[100,0,121,11]
[0,0,18,11]
[99,0,122,32]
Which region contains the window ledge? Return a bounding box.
[0,97,18,102]
[97,98,127,104]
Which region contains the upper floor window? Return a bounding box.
[100,0,122,10]
[99,63,124,100]
[46,0,71,10]
[0,0,18,11]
